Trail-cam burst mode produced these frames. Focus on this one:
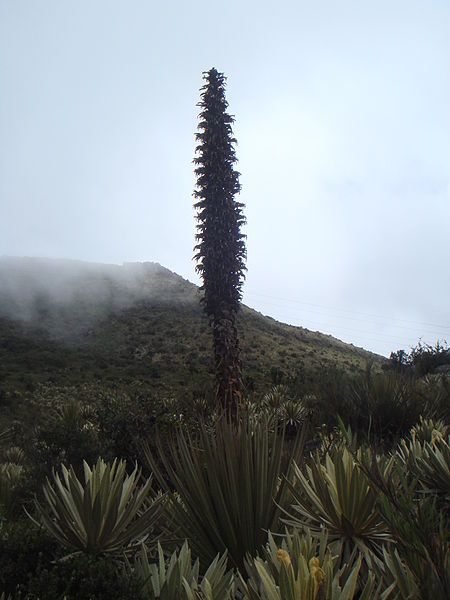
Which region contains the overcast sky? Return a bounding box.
[1,0,449,357]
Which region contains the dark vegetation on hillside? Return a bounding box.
[388,340,450,376]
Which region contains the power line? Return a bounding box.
[257,308,417,347]
[244,295,450,338]
[243,298,445,350]
[244,290,450,332]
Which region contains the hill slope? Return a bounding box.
[0,257,383,397]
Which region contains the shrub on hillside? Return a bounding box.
[14,553,143,600]
[0,520,58,595]
[387,340,450,376]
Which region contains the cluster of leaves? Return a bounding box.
[133,541,235,599]
[31,458,166,555]
[143,414,306,571]
[242,529,379,600]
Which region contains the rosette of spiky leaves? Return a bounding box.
[396,433,450,502]
[3,446,25,465]
[358,448,450,599]
[193,67,247,412]
[396,436,426,474]
[242,529,379,600]
[134,541,235,599]
[263,386,291,411]
[377,493,450,599]
[279,399,309,433]
[410,417,448,444]
[283,448,391,560]
[32,458,165,555]
[415,438,450,501]
[262,386,309,434]
[143,414,306,572]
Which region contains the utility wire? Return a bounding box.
[244,291,450,334]
[244,295,450,338]
[243,297,445,350]
[256,309,416,347]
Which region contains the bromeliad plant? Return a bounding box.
[410,417,448,444]
[396,431,450,503]
[242,529,379,600]
[415,438,450,501]
[261,386,309,435]
[31,458,165,555]
[283,448,391,560]
[134,541,235,599]
[143,414,307,571]
[358,439,450,599]
[0,439,26,520]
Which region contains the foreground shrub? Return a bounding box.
[242,529,379,599]
[283,448,391,560]
[32,458,165,555]
[94,392,164,463]
[143,414,306,571]
[259,385,310,436]
[396,431,450,505]
[381,546,421,599]
[0,520,58,595]
[134,541,235,599]
[28,397,101,482]
[0,462,25,519]
[350,371,425,442]
[359,444,450,599]
[14,553,143,599]
[410,416,448,443]
[415,438,450,501]
[0,431,27,519]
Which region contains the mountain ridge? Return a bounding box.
[0,256,384,397]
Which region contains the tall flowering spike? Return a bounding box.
[193,68,246,414]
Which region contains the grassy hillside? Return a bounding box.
[0,257,382,399]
